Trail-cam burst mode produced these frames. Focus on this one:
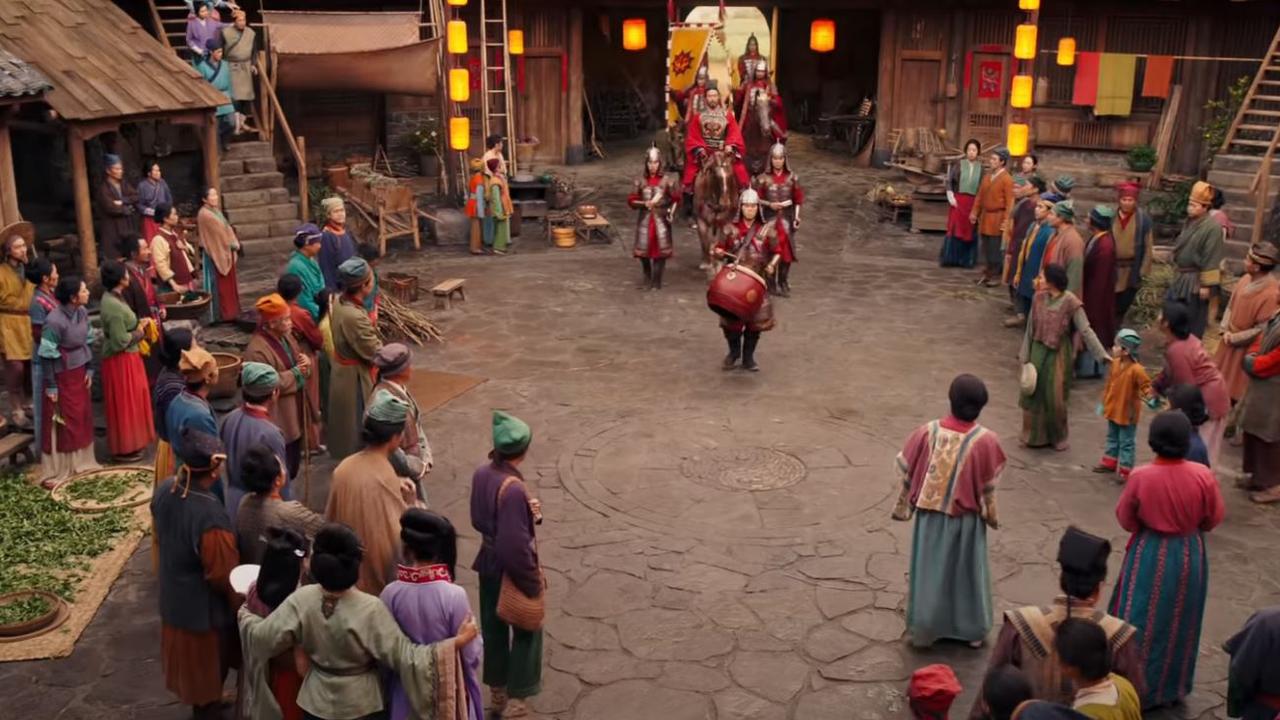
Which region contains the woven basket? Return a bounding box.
[552,227,576,248]
[382,273,419,303]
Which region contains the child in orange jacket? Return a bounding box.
[1094,328,1159,481]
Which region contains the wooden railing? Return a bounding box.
[256,55,308,222]
[1250,132,1278,246]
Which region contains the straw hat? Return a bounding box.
[1019,362,1038,397]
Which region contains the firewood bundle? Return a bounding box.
[377,294,444,345]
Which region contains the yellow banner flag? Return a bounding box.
[667,27,712,125]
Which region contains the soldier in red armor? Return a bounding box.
[736,35,764,90]
[628,146,680,290]
[736,60,787,146]
[682,85,750,193]
[670,63,711,126]
[713,188,779,372]
[755,143,803,297]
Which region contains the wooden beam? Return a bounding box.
[0,115,18,226]
[67,128,97,279]
[874,10,897,156]
[203,113,220,194]
[566,6,585,164]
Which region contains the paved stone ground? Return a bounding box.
[3,136,1280,720]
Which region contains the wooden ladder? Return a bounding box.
[479,0,518,174]
[427,0,468,197]
[145,0,194,58]
[1221,23,1280,155]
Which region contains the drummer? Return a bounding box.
[712,188,779,372]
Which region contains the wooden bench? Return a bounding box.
[0,432,36,468]
[576,213,612,244]
[431,278,467,310]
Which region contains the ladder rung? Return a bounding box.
[1238,124,1279,132]
[1254,95,1280,101]
[1243,109,1280,116]
[1230,139,1274,147]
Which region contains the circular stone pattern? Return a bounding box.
[558,412,898,543]
[680,447,807,491]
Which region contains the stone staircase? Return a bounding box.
[220,140,301,258]
[1207,153,1280,261]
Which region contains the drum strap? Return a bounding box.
[731,224,762,258]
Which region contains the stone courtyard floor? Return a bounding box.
[3,136,1279,719]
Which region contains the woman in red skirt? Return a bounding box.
[939,139,984,268]
[99,260,156,462]
[36,276,99,488]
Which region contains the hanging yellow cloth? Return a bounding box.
[1095,53,1137,117]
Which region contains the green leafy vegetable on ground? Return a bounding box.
[0,470,134,600]
[0,594,52,626]
[63,471,150,504]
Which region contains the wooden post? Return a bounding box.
[298,135,309,223]
[67,126,97,278]
[1255,156,1271,245]
[0,114,19,226]
[769,6,779,78]
[203,113,220,193]
[566,7,585,164]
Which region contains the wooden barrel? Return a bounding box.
[552,227,576,248]
[324,165,351,189]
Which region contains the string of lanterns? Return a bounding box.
[444,0,525,151]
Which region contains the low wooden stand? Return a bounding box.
[576,212,612,244]
[0,432,35,467]
[432,278,467,310]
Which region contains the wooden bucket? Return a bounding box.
[325,165,351,189]
[552,227,576,248]
[209,352,242,400]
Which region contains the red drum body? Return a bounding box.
[707,264,767,322]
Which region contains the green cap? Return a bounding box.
[1116,328,1142,357]
[367,388,410,425]
[338,257,371,288]
[1053,175,1076,192]
[240,361,279,392]
[1052,200,1075,220]
[493,410,532,456]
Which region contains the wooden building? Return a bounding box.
[0,0,226,275]
[0,48,50,228]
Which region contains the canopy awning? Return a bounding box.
[261,11,440,95]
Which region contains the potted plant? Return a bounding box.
[407,120,442,177]
[1126,144,1157,172]
[1146,179,1191,239]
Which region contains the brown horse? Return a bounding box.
[693,149,739,277]
[741,87,775,176]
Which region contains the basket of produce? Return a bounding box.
[158,291,211,321]
[51,466,153,512]
[0,590,64,638]
[576,204,598,219]
[209,352,243,399]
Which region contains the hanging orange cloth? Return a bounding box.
[1141,55,1175,98]
[1095,53,1137,116]
[1072,51,1101,106]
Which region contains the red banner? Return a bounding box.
[977,60,1003,99]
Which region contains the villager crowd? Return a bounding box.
[890,141,1280,719]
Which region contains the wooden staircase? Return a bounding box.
[146,1,194,58]
[1210,23,1280,262]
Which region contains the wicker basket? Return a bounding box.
[209,352,242,400]
[577,204,598,219]
[383,272,420,303]
[552,227,576,248]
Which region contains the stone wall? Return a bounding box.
[386,93,439,173]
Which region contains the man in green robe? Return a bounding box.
[1166,180,1224,338]
[326,257,382,460]
[285,224,325,321]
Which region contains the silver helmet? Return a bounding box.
[739,188,760,205]
[644,144,662,165]
[768,142,790,173]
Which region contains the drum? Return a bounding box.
[707,264,767,322]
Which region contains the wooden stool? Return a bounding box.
[431,278,467,310]
[576,213,612,244]
[0,432,36,468]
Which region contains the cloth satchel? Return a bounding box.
[494,476,545,631]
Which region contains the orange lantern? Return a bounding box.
[1018,0,1040,10]
[508,30,524,55]
[449,69,470,102]
[447,20,467,54]
[809,19,836,53]
[622,19,647,51]
[1057,36,1077,66]
[449,117,470,151]
[1007,123,1030,156]
[447,0,466,5]
[1014,24,1037,60]
[1010,74,1033,109]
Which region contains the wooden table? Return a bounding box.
[575,213,612,244]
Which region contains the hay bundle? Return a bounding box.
[377,294,444,345]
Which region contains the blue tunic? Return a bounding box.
[319,228,357,291]
[196,59,234,117]
[219,406,289,522]
[165,390,225,502]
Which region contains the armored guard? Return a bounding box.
[755,143,803,296]
[710,189,779,372]
[628,146,680,290]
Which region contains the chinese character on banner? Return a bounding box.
[978,61,1003,99]
[468,56,482,90]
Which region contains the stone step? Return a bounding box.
[234,219,303,242]
[219,156,280,178]
[1222,202,1267,226]
[221,187,291,210]
[239,234,296,254]
[223,172,285,193]
[1210,154,1280,175]
[1208,168,1280,194]
[224,141,273,161]
[222,202,299,225]
[1226,237,1253,259]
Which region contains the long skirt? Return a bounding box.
[102,351,155,456]
[38,365,99,485]
[1021,339,1075,448]
[1109,529,1209,708]
[205,261,241,323]
[940,193,978,268]
[906,510,992,647]
[31,362,43,458]
[162,622,236,707]
[1243,433,1280,490]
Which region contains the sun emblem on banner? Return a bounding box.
[672,50,694,77]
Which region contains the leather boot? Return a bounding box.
[639,259,652,289]
[722,328,742,369]
[652,258,666,290]
[488,686,509,718]
[778,262,791,297]
[742,330,761,371]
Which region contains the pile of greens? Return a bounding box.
[0,470,134,600]
[63,470,150,505]
[0,594,52,627]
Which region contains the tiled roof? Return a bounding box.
[0,0,227,121]
[0,47,50,99]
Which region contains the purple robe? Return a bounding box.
[219,405,289,522]
[185,17,226,59]
[469,459,540,597]
[381,567,483,720]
